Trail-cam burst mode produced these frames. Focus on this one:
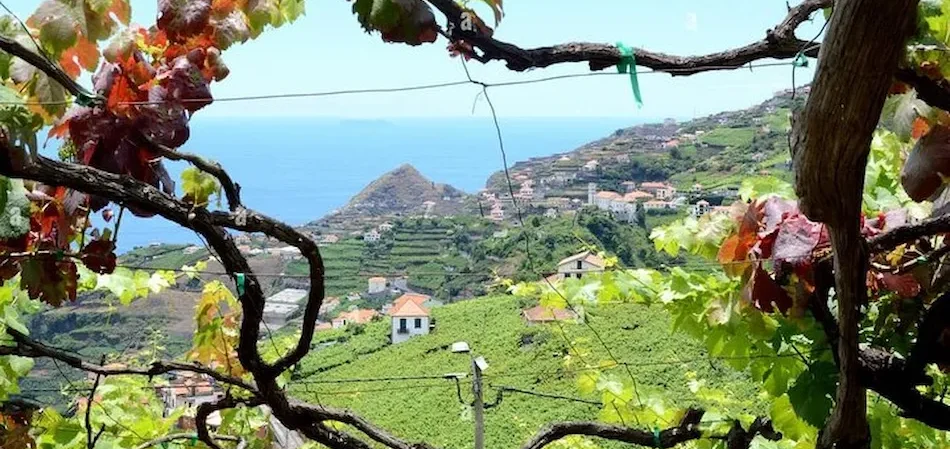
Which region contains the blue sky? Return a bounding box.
[5,0,825,118]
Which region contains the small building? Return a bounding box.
[620,181,637,193]
[363,229,380,243]
[263,288,308,329]
[331,309,379,329]
[321,234,340,244]
[160,372,224,416]
[389,293,435,344]
[582,160,599,172]
[623,191,653,202]
[555,251,606,280]
[643,200,673,210]
[522,305,578,324]
[640,182,677,200]
[319,297,340,317]
[691,200,711,218]
[368,276,387,294]
[378,222,394,232]
[489,203,505,222]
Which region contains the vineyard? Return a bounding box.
[290,296,761,449]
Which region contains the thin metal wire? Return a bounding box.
[0,61,799,106]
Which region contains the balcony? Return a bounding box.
[397,327,409,334]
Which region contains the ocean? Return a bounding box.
[98,116,645,252]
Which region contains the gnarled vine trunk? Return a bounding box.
[791,0,918,447]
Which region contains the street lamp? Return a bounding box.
[452,341,487,449]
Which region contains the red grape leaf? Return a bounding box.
[744,265,793,314]
[210,11,249,50]
[19,258,77,306]
[880,272,921,299]
[80,238,116,274]
[772,215,824,264]
[158,0,213,41]
[902,124,950,202]
[912,117,932,140]
[59,36,100,79]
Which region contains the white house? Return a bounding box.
[363,229,380,242]
[588,183,639,223]
[389,293,433,344]
[368,276,387,294]
[555,251,606,280]
[378,222,394,232]
[582,160,599,171]
[690,200,712,218]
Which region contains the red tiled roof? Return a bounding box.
[390,300,429,317]
[389,293,432,317]
[337,309,379,324]
[556,251,606,269]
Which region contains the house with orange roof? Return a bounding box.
[388,293,436,343]
[331,309,379,329]
[522,305,578,324]
[639,182,677,199]
[555,251,606,280]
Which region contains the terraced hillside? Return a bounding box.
[289,296,761,449]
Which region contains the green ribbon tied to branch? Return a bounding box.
[616,42,643,108]
[235,272,246,296]
[793,53,809,68]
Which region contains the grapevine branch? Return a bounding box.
[521,409,781,449]
[0,328,258,393]
[131,432,242,449]
[133,131,243,211]
[85,355,107,449]
[0,35,95,100]
[427,0,829,73]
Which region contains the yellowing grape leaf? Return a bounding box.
[181,167,221,207]
[475,0,503,25]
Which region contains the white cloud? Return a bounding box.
[685,12,698,32]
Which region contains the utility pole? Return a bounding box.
[472,358,484,449]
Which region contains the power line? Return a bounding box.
[0,62,800,107]
[16,348,828,396]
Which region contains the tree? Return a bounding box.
[3,0,950,448]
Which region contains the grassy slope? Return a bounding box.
[289,296,760,449]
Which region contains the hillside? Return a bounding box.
[322,164,473,223]
[288,296,762,449]
[485,88,804,199]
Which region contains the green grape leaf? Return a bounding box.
[280,0,305,23]
[787,360,836,428]
[351,0,438,45]
[770,394,818,442]
[245,0,280,36]
[27,0,83,53]
[738,176,795,202]
[181,167,221,207]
